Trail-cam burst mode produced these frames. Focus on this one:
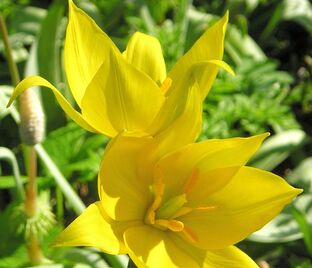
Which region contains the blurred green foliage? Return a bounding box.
[0,0,312,267]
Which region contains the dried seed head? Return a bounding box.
[19,89,45,145]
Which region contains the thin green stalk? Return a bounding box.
[0,147,25,201]
[0,8,84,217]
[56,186,64,222]
[0,14,20,86]
[1,13,44,265]
[25,146,43,265]
[35,144,85,215]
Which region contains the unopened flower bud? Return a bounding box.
[19,89,45,145]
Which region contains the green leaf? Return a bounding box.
[0,176,27,189]
[62,248,110,268]
[37,0,67,130]
[249,194,312,243]
[249,130,307,171]
[287,157,312,192]
[0,85,19,122]
[283,0,312,34]
[292,206,312,254]
[35,144,85,215]
[0,147,24,200]
[9,6,46,36]
[43,123,107,182]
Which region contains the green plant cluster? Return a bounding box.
[0,0,311,267]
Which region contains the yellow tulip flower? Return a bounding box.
[7,0,233,152]
[53,134,302,267]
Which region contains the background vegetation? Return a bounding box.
[0,0,311,267]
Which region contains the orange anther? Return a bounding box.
[160,77,172,94]
[183,169,199,194]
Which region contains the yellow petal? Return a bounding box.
[124,225,199,268]
[124,32,166,85]
[149,60,232,137]
[179,166,302,249]
[7,76,96,132]
[155,81,202,155]
[81,50,165,136]
[156,133,269,200]
[98,135,158,221]
[52,202,128,254]
[169,234,258,268]
[65,0,119,106]
[168,12,229,99]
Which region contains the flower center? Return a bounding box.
[144,167,216,242]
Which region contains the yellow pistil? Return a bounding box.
[144,167,165,225]
[170,207,193,219]
[145,166,217,246]
[156,194,187,219]
[182,226,199,243]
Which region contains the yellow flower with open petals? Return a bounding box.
[53,134,302,267]
[7,0,233,152]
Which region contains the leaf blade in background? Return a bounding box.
[248,130,307,171]
[0,147,24,200]
[292,206,312,255]
[37,0,67,130]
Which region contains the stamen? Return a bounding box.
[156,194,187,219]
[170,207,193,219]
[144,167,165,225]
[182,226,198,243]
[183,169,199,194]
[155,219,184,232]
[160,77,172,94]
[194,206,217,212]
[171,205,217,219]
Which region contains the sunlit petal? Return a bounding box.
[124,225,198,268]
[157,133,269,200]
[98,135,158,221]
[168,12,229,99]
[169,234,258,268]
[155,81,202,155]
[65,0,120,106]
[7,76,96,132]
[52,202,128,254]
[124,32,166,85]
[150,60,233,138]
[81,51,165,137]
[179,167,302,249]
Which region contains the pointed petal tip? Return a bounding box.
[293,187,304,196]
[224,10,229,19]
[221,10,229,29]
[254,132,270,141]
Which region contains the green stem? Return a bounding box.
[0,14,20,86]
[35,144,86,215]
[56,185,64,223]
[0,147,25,201]
[25,146,43,265]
